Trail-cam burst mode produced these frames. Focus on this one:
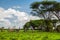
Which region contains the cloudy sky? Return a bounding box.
[0,0,59,29]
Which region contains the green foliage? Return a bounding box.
[24,22,30,28]
[23,22,31,32]
[23,20,51,31]
[0,30,60,40]
[30,1,60,11]
[30,19,44,27]
[23,19,59,32]
[30,2,40,9]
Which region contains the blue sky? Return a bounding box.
[0,0,41,13]
[0,0,59,13]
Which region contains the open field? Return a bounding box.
[0,30,60,40]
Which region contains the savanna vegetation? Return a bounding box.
[0,30,60,40]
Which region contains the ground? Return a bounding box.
[0,30,60,40]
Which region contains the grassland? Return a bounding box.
[0,30,60,40]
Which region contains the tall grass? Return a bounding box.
[0,30,60,40]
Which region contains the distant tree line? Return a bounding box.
[0,27,20,32]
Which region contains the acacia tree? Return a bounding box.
[30,1,60,32]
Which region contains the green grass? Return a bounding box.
[0,30,60,40]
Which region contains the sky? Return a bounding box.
[0,0,42,13]
[0,0,60,29]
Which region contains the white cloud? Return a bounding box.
[0,7,5,12]
[30,15,41,20]
[0,7,41,29]
[12,6,21,9]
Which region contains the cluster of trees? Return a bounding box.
[23,19,60,32]
[23,1,60,32]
